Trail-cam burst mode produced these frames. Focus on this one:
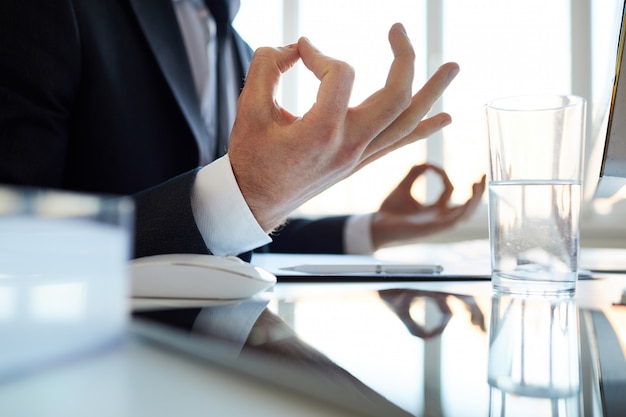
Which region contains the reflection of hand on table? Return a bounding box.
[378,289,486,339]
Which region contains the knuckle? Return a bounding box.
[253,46,276,59]
[331,146,361,171]
[405,47,416,63]
[315,123,342,146]
[329,60,355,82]
[250,46,283,68]
[395,89,413,111]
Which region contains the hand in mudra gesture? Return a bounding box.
[371,163,486,249]
[228,23,461,232]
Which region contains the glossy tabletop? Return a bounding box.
[130,272,626,417]
[2,253,625,417]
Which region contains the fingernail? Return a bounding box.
[440,117,452,128]
[448,65,460,81]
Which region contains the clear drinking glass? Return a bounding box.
[0,186,134,379]
[486,95,586,295]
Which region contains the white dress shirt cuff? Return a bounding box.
[344,213,375,255]
[191,155,271,256]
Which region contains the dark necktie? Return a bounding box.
[207,0,240,160]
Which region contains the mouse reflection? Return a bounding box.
[134,301,412,417]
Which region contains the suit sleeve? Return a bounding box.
[258,216,349,254]
[132,169,211,258]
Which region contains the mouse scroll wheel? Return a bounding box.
[225,256,245,264]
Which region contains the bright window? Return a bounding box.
[234,0,626,246]
[234,0,431,216]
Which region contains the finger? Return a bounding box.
[354,114,452,173]
[413,62,460,115]
[468,175,487,204]
[394,62,459,132]
[359,61,458,161]
[366,112,452,160]
[350,24,416,138]
[477,174,487,190]
[398,164,430,190]
[424,165,454,208]
[464,175,486,202]
[298,36,355,124]
[345,62,459,174]
[379,164,428,212]
[435,205,469,224]
[240,44,300,110]
[364,62,457,139]
[379,23,416,104]
[439,176,485,219]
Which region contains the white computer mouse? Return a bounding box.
[129,254,277,300]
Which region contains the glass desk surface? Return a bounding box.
[132,285,626,417]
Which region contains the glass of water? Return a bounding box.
[486,95,586,295]
[0,186,134,379]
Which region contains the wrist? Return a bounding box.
[370,211,388,251]
[230,163,288,233]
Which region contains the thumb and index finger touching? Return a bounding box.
[240,43,301,111]
[243,23,426,127]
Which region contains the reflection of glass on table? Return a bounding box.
[488,293,580,417]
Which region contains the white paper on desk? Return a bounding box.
[252,253,388,276]
[580,247,626,272]
[250,251,492,278]
[251,240,624,279]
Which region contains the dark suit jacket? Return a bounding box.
[0,0,346,258]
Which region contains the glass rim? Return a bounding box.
[485,94,586,112]
[0,185,133,217]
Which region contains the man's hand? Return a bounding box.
[228,23,460,232]
[371,164,486,249]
